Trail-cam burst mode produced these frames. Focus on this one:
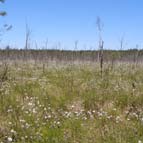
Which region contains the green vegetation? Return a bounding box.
[0,61,143,143]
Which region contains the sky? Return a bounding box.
[0,0,143,50]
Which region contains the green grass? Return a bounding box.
[0,62,143,143]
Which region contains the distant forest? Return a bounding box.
[0,48,142,63]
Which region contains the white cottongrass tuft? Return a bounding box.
[138,140,142,143]
[7,137,12,142]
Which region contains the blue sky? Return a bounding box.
[0,0,143,50]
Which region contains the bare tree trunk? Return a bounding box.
[96,16,104,78]
[24,22,31,61]
[99,40,104,77]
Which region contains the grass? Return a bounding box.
[0,62,143,143]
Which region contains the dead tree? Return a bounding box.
[96,17,104,77]
[25,23,31,50]
[24,22,31,61]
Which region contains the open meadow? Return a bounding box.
[0,55,143,143]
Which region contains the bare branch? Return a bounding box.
[96,16,103,32]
